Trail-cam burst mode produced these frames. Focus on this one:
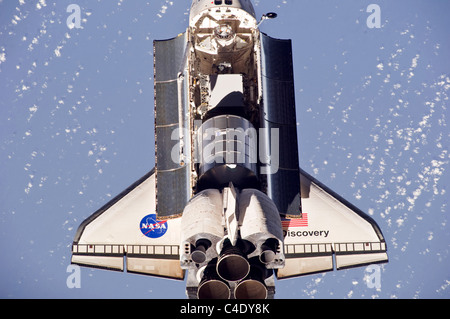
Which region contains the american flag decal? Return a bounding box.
[281,213,308,228]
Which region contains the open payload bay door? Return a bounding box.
[154,32,192,220]
[259,32,302,218]
[71,169,185,280]
[277,169,388,279]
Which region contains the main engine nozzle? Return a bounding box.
[216,241,250,282]
[234,262,268,299]
[197,264,231,299]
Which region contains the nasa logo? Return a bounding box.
[140,214,168,239]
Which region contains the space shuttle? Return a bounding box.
[71,0,388,299]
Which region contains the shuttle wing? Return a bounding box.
[71,169,185,280]
[277,169,388,279]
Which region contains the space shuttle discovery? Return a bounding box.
[71,0,388,299]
